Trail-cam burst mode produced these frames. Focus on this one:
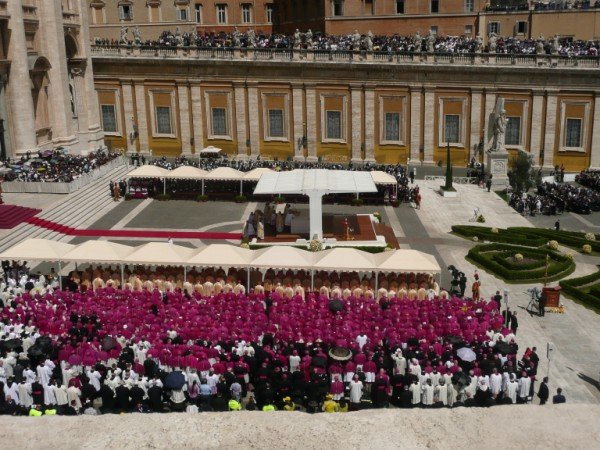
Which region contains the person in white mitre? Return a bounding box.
[355,332,368,351]
[391,349,406,375]
[505,373,519,404]
[421,379,435,406]
[434,378,448,406]
[409,379,421,405]
[518,371,531,404]
[489,368,503,399]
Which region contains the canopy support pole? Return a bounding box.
[311,270,314,292]
[120,264,125,288]
[240,180,243,196]
[163,178,166,195]
[58,261,63,291]
[202,180,205,196]
[247,269,251,293]
[184,266,187,283]
[375,271,379,292]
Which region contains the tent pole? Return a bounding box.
[311,270,314,292]
[163,178,166,195]
[58,261,63,291]
[247,268,250,293]
[184,266,187,283]
[202,179,205,196]
[240,180,243,196]
[375,271,379,292]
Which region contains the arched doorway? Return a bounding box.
[28,56,52,145]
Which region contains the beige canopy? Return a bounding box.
[125,242,197,265]
[0,239,75,261]
[62,240,134,263]
[374,249,441,274]
[127,165,170,179]
[242,167,276,181]
[313,248,377,271]
[204,167,244,180]
[188,244,253,267]
[166,166,209,180]
[250,246,315,270]
[370,171,397,185]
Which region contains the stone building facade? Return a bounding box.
[91,47,600,171]
[0,0,103,159]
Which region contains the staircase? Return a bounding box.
[0,163,131,252]
[0,204,42,229]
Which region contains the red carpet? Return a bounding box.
[26,217,241,240]
[0,204,41,229]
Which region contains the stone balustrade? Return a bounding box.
[90,44,600,68]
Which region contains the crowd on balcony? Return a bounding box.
[0,150,120,183]
[487,0,600,11]
[93,28,600,57]
[509,181,600,215]
[0,256,553,416]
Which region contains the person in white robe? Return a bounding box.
[349,375,363,405]
[518,372,531,403]
[4,379,20,405]
[86,368,102,392]
[37,362,52,386]
[409,380,421,405]
[489,369,503,397]
[391,350,407,375]
[17,381,33,408]
[434,379,448,406]
[465,371,478,399]
[53,383,69,407]
[44,382,57,406]
[67,385,82,409]
[289,351,301,373]
[421,380,435,406]
[23,367,36,384]
[355,333,368,351]
[408,360,421,378]
[505,374,519,403]
[430,369,441,387]
[0,361,6,384]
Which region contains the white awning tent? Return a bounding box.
[242,167,276,182]
[166,166,209,180]
[0,239,74,261]
[370,171,397,185]
[251,246,315,270]
[254,169,378,239]
[374,249,441,274]
[200,146,222,155]
[188,244,253,268]
[127,166,170,179]
[62,240,134,263]
[125,242,197,266]
[313,247,377,271]
[204,167,244,180]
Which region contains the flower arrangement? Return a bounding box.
[491,228,499,234]
[548,240,559,250]
[565,252,574,260]
[240,243,250,249]
[309,239,323,252]
[585,232,596,241]
[373,212,382,223]
[476,214,486,223]
[514,253,524,262]
[582,244,592,254]
[384,246,393,252]
[472,236,479,242]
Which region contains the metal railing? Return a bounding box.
[424,175,479,184]
[90,45,600,69]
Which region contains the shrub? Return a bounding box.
[351,198,364,206]
[559,269,600,309]
[582,244,592,254]
[565,252,574,260]
[373,212,382,223]
[472,236,479,242]
[491,228,499,234]
[585,232,596,241]
[196,194,209,202]
[514,253,523,262]
[157,193,171,201]
[235,195,248,203]
[309,239,323,252]
[476,214,486,223]
[274,196,286,204]
[548,240,559,250]
[240,242,250,249]
[390,200,400,207]
[124,193,133,201]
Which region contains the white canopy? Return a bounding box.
[200,146,222,155]
[127,165,170,179]
[126,242,196,265]
[0,239,74,261]
[254,169,377,195]
[188,244,253,267]
[242,167,276,181]
[374,249,441,274]
[251,246,315,270]
[313,248,377,271]
[166,166,209,180]
[370,171,397,185]
[204,167,244,180]
[62,240,134,263]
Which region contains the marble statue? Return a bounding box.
[414,31,422,53]
[365,30,373,51]
[305,29,313,46]
[246,29,256,48]
[120,27,129,45]
[491,98,507,153]
[426,31,435,53]
[352,29,361,50]
[294,29,301,49]
[536,37,545,55]
[488,32,498,53]
[475,33,483,53]
[132,27,142,46]
[175,27,183,46]
[232,27,241,47]
[552,34,560,55]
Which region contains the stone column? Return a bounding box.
[134,83,149,153]
[350,85,363,163]
[233,82,248,159]
[589,93,600,169]
[247,83,260,158]
[177,83,192,155]
[529,91,544,166]
[364,86,375,162]
[543,91,558,168]
[6,0,37,154]
[483,89,497,151]
[409,86,422,163]
[306,84,318,162]
[292,84,305,161]
[39,0,76,147]
[72,68,88,137]
[121,81,137,153]
[469,88,483,161]
[423,88,435,164]
[190,85,205,154]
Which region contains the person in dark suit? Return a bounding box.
[552,388,566,404]
[510,312,519,335]
[537,377,549,405]
[539,292,546,317]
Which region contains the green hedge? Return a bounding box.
[467,243,575,283]
[452,225,600,253]
[559,268,600,309]
[491,252,546,271]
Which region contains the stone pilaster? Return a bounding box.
[529,91,544,166]
[350,85,362,163]
[6,0,37,154]
[177,83,192,155]
[121,81,137,153]
[190,85,204,154]
[364,86,375,162]
[590,93,600,169]
[247,83,260,158]
[423,88,435,164]
[543,91,558,168]
[292,84,305,161]
[39,0,76,147]
[409,86,422,163]
[233,82,248,159]
[306,85,318,162]
[469,88,483,161]
[134,83,149,153]
[483,89,497,151]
